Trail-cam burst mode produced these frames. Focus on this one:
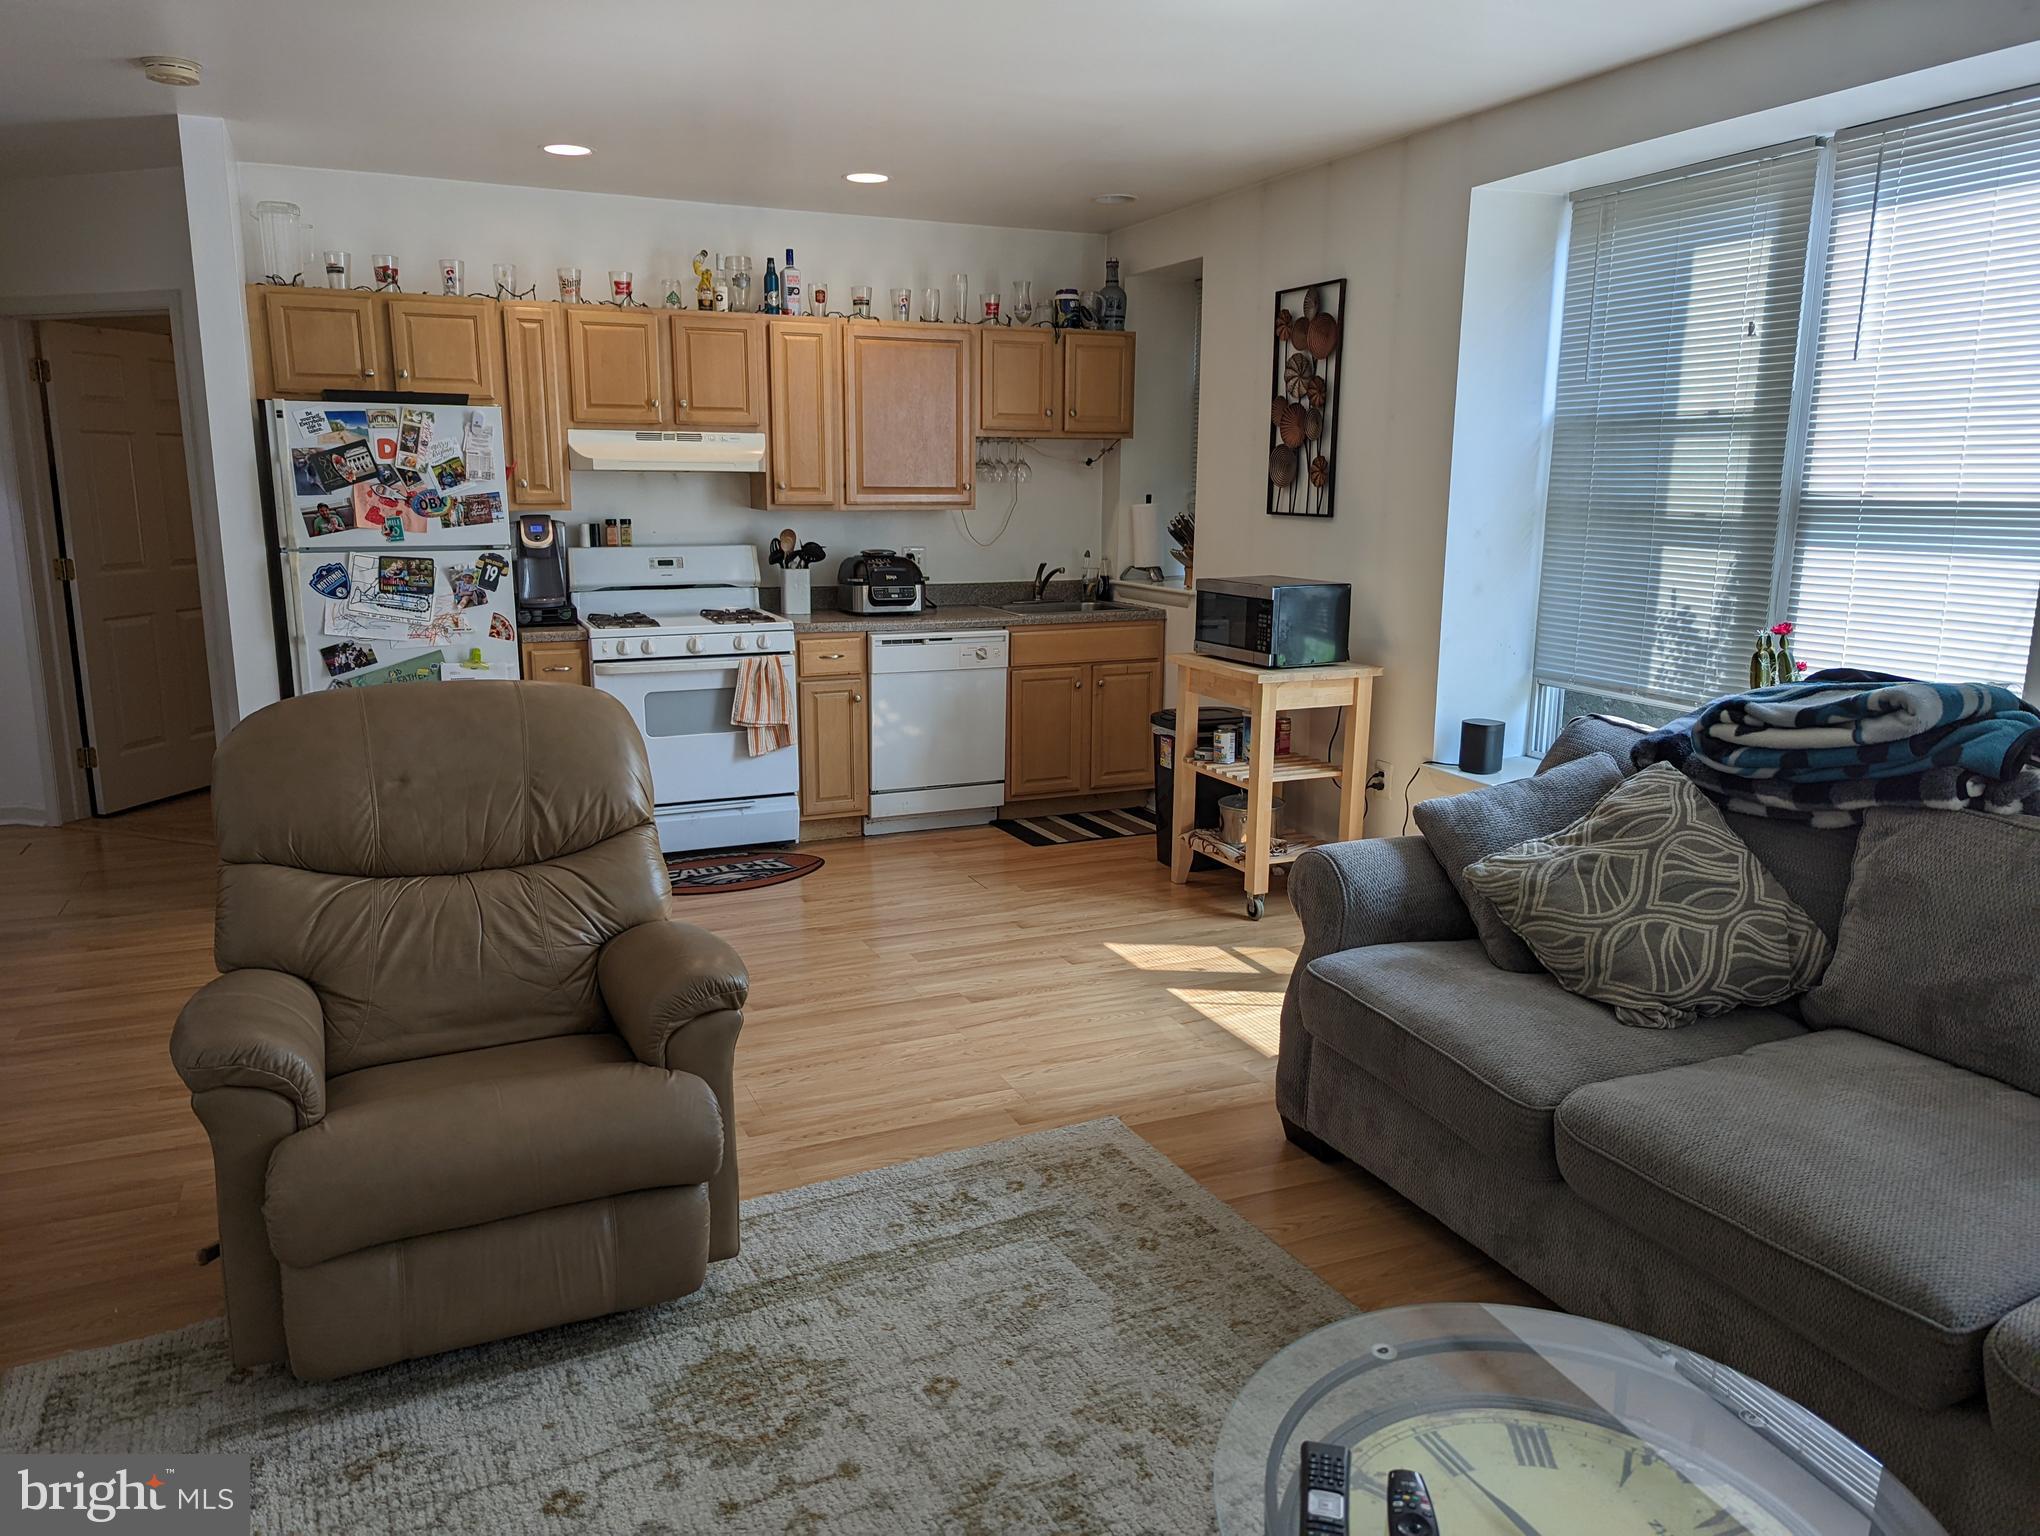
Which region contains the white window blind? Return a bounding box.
[1535,144,1820,706]
[1786,88,2040,692]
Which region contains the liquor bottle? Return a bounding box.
[1099,258,1127,331]
[762,256,781,315]
[782,248,804,316]
[693,249,715,311]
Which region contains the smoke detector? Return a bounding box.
[137,56,202,87]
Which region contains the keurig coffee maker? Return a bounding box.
[513,515,576,627]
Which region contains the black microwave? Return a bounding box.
[1194,577,1351,668]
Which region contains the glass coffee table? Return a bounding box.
[1215,1303,1947,1536]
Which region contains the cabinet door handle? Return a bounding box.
[1074,678,1084,689]
[518,477,529,488]
[851,692,862,703]
[1068,407,1076,418]
[542,665,572,673]
[1044,408,1051,417]
[819,652,845,660]
[363,367,376,379]
[678,398,687,409]
[776,479,786,490]
[962,482,971,492]
[398,368,410,381]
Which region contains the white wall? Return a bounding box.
[1108,0,2040,837]
[0,165,202,822]
[233,163,1114,584]
[1108,266,1199,580]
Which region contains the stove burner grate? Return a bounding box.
[699,607,777,624]
[585,611,658,629]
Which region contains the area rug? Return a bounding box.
[0,1119,1352,1534]
[992,804,1157,846]
[666,848,823,894]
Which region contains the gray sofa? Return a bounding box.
[1278,716,2040,1536]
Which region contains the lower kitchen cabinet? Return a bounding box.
[798,678,869,817]
[520,637,589,684]
[1088,660,1161,788]
[1005,623,1163,801]
[1007,663,1090,799]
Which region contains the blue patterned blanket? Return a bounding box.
[1633,669,2040,825]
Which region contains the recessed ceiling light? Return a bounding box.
[137,55,202,87]
[1093,192,1138,205]
[543,144,593,157]
[844,172,890,185]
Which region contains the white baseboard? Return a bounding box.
[0,804,55,827]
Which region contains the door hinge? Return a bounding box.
[29,356,50,384]
[52,555,76,582]
[76,745,99,770]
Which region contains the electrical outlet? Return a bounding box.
[1367,759,1390,793]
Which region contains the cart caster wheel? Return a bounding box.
[1246,895,1265,920]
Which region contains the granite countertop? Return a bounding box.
[518,621,588,641]
[791,603,1158,634]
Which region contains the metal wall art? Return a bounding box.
[1267,278,1345,518]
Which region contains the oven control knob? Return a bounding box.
[687,635,701,654]
[733,634,748,650]
[638,639,654,655]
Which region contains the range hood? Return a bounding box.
[567,429,766,474]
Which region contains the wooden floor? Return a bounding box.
[0,794,1534,1369]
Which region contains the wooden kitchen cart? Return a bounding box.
[1166,653,1383,919]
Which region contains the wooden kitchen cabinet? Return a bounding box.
[1006,622,1163,801]
[1063,331,1136,437]
[1088,659,1162,788]
[519,637,589,685]
[565,305,663,426]
[263,289,386,394]
[978,325,1058,435]
[1007,663,1091,799]
[798,678,870,818]
[500,302,571,509]
[670,313,767,430]
[385,294,501,401]
[842,322,975,507]
[759,318,842,509]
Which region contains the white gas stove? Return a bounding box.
[572,544,798,853]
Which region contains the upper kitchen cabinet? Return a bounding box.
[385,294,501,402]
[978,325,1058,436]
[758,317,842,510]
[841,323,974,508]
[1063,331,1136,437]
[669,313,767,430]
[500,302,571,510]
[263,289,386,394]
[565,305,663,427]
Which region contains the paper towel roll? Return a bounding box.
[1121,497,1163,573]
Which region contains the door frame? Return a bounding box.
[0,291,219,824]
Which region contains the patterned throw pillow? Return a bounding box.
[1462,764,1832,1028]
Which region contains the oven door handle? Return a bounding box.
[592,656,785,677]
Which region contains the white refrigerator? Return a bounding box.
[265,398,520,694]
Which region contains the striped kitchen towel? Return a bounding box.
[732,654,793,755]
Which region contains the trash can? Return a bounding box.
[1152,707,1247,870]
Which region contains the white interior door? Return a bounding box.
[41,320,214,813]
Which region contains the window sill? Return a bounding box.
[1414,755,1542,800]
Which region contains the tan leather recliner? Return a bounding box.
[169,682,745,1380]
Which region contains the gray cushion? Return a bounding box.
[1412,754,1623,972]
[1300,939,1803,1177]
[1988,1300,2040,1452]
[1722,814,1860,945]
[1557,1030,2040,1411]
[1465,765,1832,1028]
[1802,808,2040,1093]
[1537,714,1649,776]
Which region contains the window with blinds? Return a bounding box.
[1785,87,2040,693]
[1534,144,1821,710]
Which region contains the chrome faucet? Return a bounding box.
[1033,562,1065,601]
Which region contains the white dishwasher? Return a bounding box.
[865,629,1009,835]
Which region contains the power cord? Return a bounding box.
[1399,760,1450,835]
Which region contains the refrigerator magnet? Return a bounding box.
[489,612,514,641]
[301,503,355,539]
[475,551,508,589]
[458,492,503,526]
[320,641,377,677]
[308,561,351,599]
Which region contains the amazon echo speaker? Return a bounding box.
[1458,718,1506,775]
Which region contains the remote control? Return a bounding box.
[1385,1469,1438,1536]
[1298,1441,1350,1536]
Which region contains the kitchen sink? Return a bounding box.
[1000,600,1138,614]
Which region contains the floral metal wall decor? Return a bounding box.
[1267,278,1345,518]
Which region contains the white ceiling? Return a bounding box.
[0,0,1827,230]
